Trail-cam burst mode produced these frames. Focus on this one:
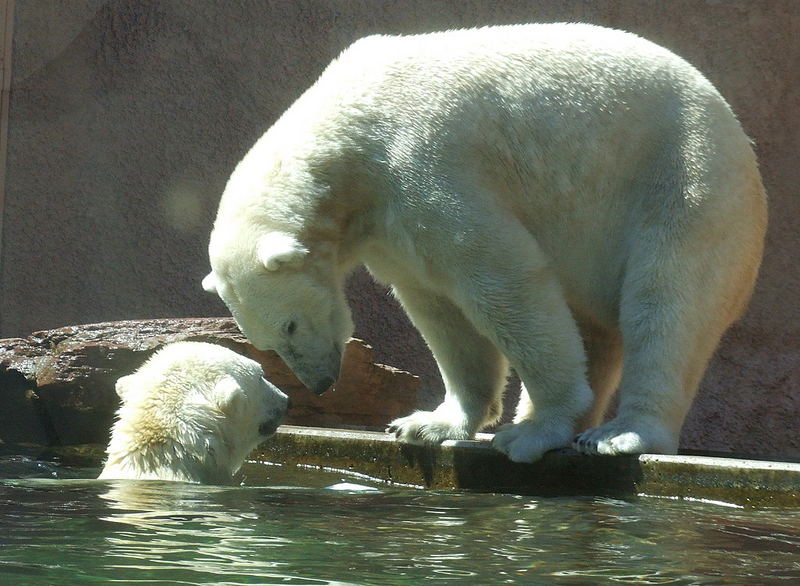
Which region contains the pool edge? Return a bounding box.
[249,426,800,507]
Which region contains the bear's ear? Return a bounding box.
[114,374,137,402]
[213,375,245,416]
[202,271,238,301]
[202,272,218,294]
[257,232,309,271]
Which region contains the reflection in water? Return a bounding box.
[0,460,799,585]
[99,481,297,583]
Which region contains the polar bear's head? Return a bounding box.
[204,229,352,395]
[100,341,289,484]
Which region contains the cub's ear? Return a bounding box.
[202,272,218,294]
[114,374,137,402]
[213,375,245,416]
[257,232,308,271]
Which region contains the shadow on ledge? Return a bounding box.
[250,426,800,508]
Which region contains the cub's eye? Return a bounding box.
[284,320,297,336]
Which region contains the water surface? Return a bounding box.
[1,455,798,584]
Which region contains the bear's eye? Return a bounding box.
[284,320,297,336]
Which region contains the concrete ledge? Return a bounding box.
[636,454,800,507]
[252,426,800,507]
[11,425,799,507]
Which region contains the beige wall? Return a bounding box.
[1,1,797,458]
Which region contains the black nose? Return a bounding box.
[285,395,293,410]
[258,420,279,437]
[312,376,336,396]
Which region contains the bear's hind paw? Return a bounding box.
[572,418,677,456]
[492,420,573,463]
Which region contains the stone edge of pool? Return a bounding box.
[247,425,800,508]
[9,424,799,508]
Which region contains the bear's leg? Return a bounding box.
[513,322,623,429]
[387,284,509,444]
[573,245,743,456]
[437,233,593,463]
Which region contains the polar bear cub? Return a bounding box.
[99,341,289,484]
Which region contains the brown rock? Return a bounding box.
[249,340,422,429]
[0,318,419,446]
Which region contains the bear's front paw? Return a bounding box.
[387,409,472,445]
[492,420,572,463]
[572,416,677,456]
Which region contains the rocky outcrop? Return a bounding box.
[0,318,419,446]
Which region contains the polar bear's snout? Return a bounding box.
[311,375,337,396]
[304,352,341,396]
[280,344,342,396]
[258,420,279,436]
[259,386,291,437]
[258,411,284,437]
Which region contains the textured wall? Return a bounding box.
[1,1,797,458]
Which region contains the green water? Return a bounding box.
[1,456,799,585]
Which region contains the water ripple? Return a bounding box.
[1,467,799,584]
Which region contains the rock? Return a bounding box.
[0,318,419,446]
[251,340,422,429]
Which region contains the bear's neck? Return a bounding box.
[220,105,382,275]
[103,439,236,485]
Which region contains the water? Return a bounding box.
[1,455,799,585]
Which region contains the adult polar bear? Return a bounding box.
[203,24,766,463]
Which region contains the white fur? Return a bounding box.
[99,342,289,483]
[257,232,309,271]
[205,24,766,462]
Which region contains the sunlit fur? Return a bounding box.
[205,24,766,462]
[206,224,352,394]
[99,342,289,484]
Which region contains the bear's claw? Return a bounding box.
[387,409,472,445]
[492,420,573,463]
[572,417,677,456]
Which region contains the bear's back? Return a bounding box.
[299,23,748,194]
[324,24,722,115]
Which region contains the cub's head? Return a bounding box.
[105,341,289,483]
[203,229,352,395]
